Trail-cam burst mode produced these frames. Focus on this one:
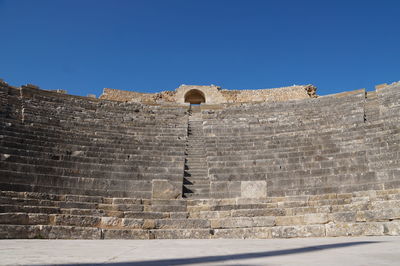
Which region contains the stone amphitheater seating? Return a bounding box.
[0,80,399,239]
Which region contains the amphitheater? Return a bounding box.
[0,79,399,240]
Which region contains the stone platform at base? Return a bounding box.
[1,236,399,265]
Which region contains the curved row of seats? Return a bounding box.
[202,84,400,198]
[0,80,399,239]
[0,84,188,199]
[0,187,399,239]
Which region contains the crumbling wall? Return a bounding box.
[100,88,176,103]
[100,84,317,104]
[220,85,317,103]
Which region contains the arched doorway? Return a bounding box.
[184,89,206,104]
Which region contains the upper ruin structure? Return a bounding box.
[99,84,318,104]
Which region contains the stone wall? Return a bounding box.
[101,88,177,103]
[100,84,316,104]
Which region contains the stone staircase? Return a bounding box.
[365,91,380,122]
[183,105,210,199]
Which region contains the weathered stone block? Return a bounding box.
[0,213,29,225]
[151,229,211,239]
[271,225,325,238]
[325,222,384,237]
[241,181,267,199]
[152,179,182,199]
[330,212,357,223]
[121,218,144,229]
[41,225,101,239]
[211,216,275,229]
[155,219,210,229]
[100,217,121,228]
[213,227,272,239]
[103,229,149,239]
[356,209,400,222]
[383,221,400,235]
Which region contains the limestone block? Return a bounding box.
[0,225,41,239]
[211,217,275,229]
[241,181,267,199]
[100,217,121,228]
[271,225,325,238]
[155,219,210,229]
[383,221,400,235]
[169,212,189,219]
[121,218,144,229]
[303,213,329,224]
[212,227,272,239]
[356,208,400,222]
[28,214,50,225]
[329,212,357,223]
[275,216,304,226]
[152,179,182,199]
[195,211,231,219]
[0,213,29,225]
[41,225,101,239]
[151,229,211,239]
[103,229,149,239]
[53,215,101,227]
[142,219,156,229]
[325,222,384,237]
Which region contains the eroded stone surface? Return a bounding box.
[241,181,267,199]
[152,180,182,199]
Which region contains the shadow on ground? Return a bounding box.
[54,241,379,266]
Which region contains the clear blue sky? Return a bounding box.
[0,0,399,97]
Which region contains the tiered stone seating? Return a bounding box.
[0,80,399,239]
[0,188,399,239]
[0,83,190,238]
[0,85,187,199]
[202,86,399,198]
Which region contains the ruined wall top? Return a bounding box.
[99,84,318,104]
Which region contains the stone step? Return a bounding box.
[0,224,103,239]
[123,211,168,219]
[183,187,210,194]
[184,176,208,180]
[184,176,209,181]
[185,157,207,161]
[149,199,187,206]
[183,179,210,185]
[183,193,210,199]
[184,183,209,189]
[185,149,205,152]
[150,229,211,239]
[154,218,210,229]
[60,208,111,217]
[185,161,207,166]
[185,169,207,173]
[148,205,187,213]
[210,216,276,229]
[0,182,151,200]
[0,197,99,209]
[0,204,61,214]
[98,204,144,212]
[184,172,208,176]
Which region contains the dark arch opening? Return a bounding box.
[184,89,206,104]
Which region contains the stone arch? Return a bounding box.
[184,89,206,104]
